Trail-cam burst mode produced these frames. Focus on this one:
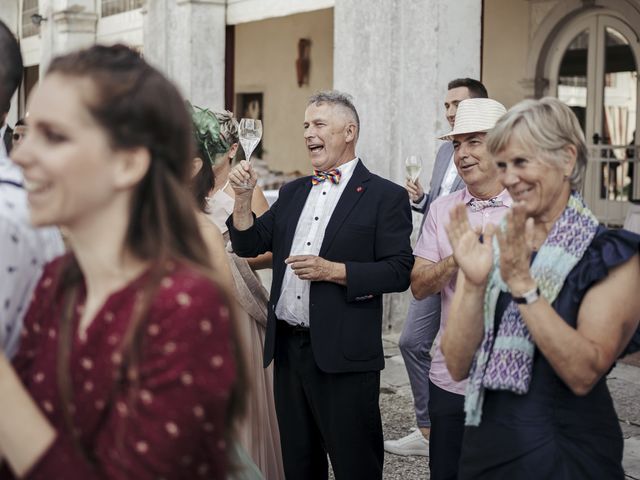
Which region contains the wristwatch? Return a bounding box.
[512,286,540,305]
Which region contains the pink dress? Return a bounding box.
[207,187,284,479]
[1,256,236,479]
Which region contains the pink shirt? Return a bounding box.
[413,188,512,395]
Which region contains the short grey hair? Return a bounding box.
[486,97,587,190]
[308,90,360,133]
[214,110,239,145]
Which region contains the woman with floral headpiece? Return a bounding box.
[190,105,283,479]
[187,107,234,291]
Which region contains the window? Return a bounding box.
[21,0,39,38]
[101,0,144,18]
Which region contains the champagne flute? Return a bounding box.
[405,155,422,182]
[238,118,263,188]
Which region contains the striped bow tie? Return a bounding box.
[311,169,341,185]
[468,197,504,212]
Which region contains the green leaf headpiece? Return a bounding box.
[188,102,231,166]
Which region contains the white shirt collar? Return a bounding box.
[334,157,358,176]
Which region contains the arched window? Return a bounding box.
[545,12,640,225]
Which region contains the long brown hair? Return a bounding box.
[46,44,246,464]
[192,142,216,213]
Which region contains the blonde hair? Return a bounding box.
[486,97,587,190]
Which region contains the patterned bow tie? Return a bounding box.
[311,169,341,185]
[468,197,504,212]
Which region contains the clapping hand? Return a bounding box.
[229,160,257,195]
[495,202,536,295]
[445,203,495,286]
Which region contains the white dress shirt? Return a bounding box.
[0,151,65,358]
[439,153,458,196]
[275,158,359,327]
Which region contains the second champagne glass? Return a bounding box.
[405,155,422,182]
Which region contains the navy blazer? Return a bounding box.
[227,160,414,373]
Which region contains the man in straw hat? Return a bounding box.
[410,97,510,480]
[387,78,488,458]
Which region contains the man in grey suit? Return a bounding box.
[384,78,488,456]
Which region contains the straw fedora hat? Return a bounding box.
[438,98,507,141]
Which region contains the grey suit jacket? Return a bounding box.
[416,141,464,232]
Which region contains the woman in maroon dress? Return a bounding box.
[2,45,246,479]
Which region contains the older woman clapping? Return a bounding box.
[442,97,640,479]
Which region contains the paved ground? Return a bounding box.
[377,334,640,480]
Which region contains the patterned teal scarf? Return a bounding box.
[465,191,599,426]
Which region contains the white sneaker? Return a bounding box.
[384,429,429,457]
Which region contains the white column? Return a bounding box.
[38,0,98,76]
[334,0,481,184]
[143,0,226,109]
[333,0,482,330]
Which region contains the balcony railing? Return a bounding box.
[584,144,640,226]
[101,0,144,18]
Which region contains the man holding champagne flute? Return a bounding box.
[227,90,414,480]
[386,78,489,458]
[411,97,509,479]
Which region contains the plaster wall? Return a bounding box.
[234,8,333,174]
[483,0,531,108]
[482,0,566,108]
[227,0,334,25]
[0,0,20,125]
[143,0,226,109]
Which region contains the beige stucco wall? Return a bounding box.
[482,0,533,108]
[234,8,334,174]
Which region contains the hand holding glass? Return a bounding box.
[238,118,263,188]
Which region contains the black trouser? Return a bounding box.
[428,379,465,480]
[273,322,383,480]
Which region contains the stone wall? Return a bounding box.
[143,0,226,110]
[333,0,482,331]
